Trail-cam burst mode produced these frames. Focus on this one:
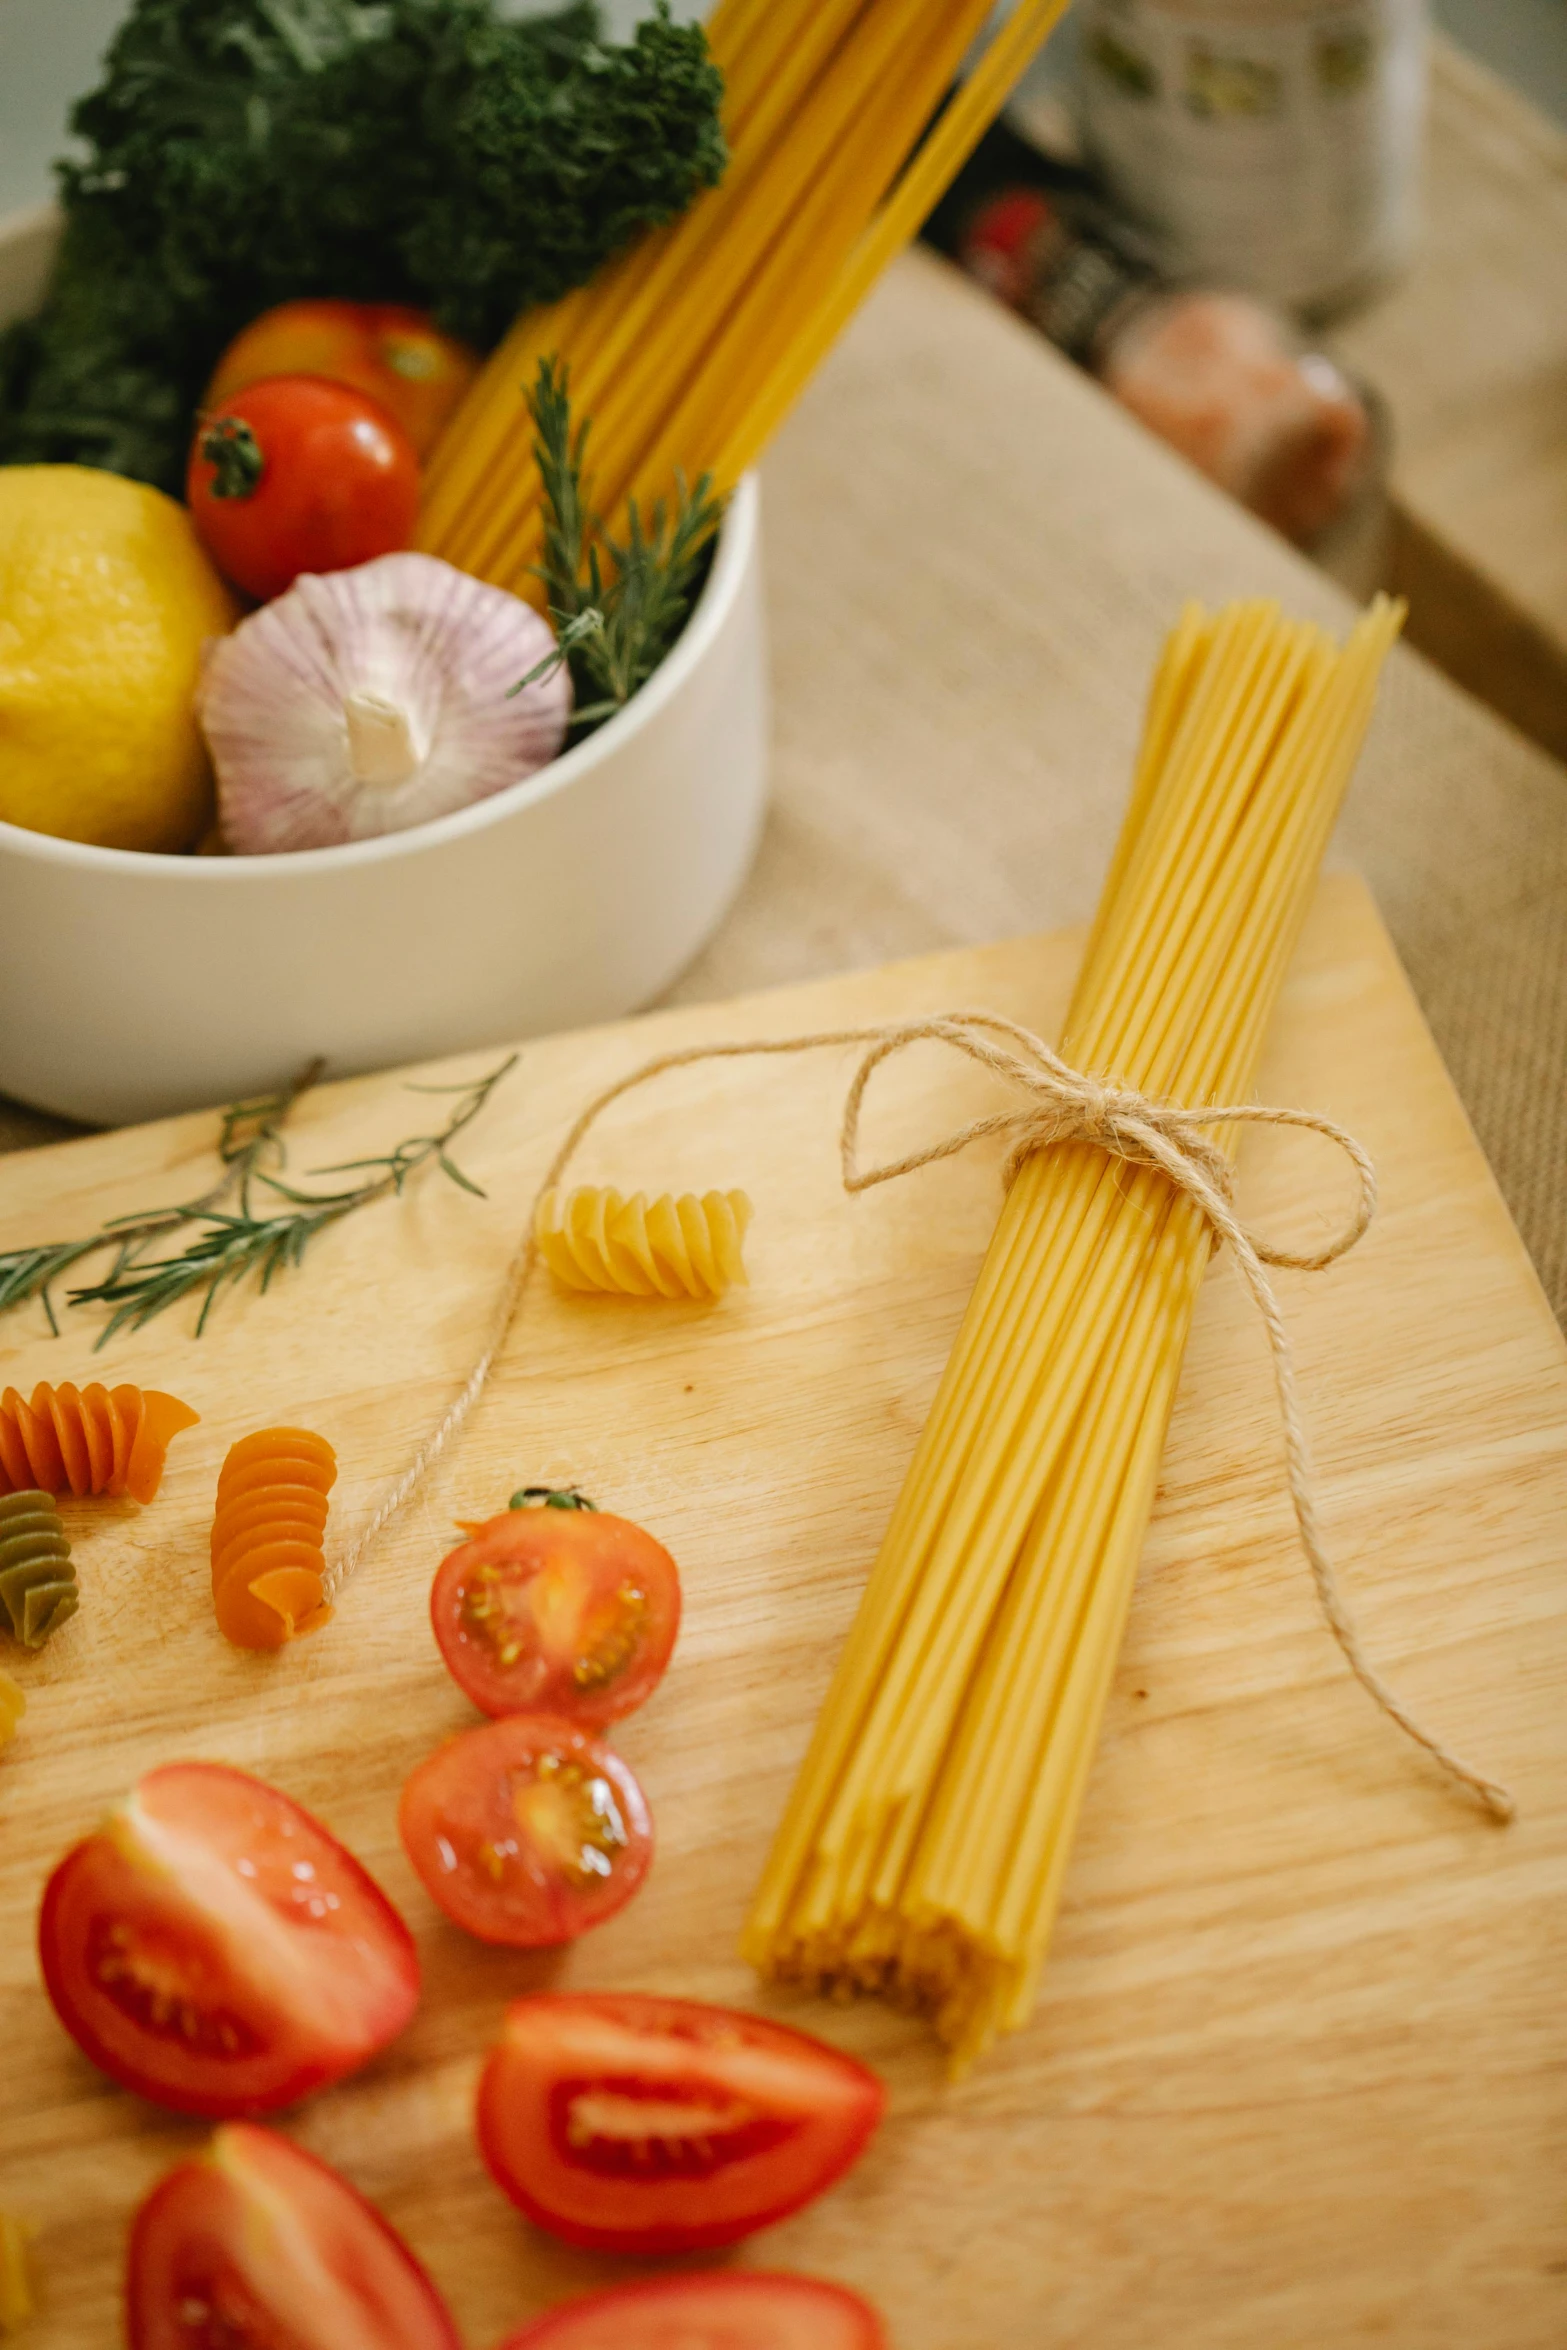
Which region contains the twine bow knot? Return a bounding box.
[838,1009,1375,1269]
[335,1008,1513,1823]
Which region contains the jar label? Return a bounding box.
[1079,0,1425,311]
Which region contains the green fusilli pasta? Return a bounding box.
[0,1488,78,1647]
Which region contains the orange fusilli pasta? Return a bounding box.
[0,1381,198,1503]
[210,1427,336,1651]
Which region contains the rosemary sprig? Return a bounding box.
[514,357,725,732]
[0,1055,515,1347]
[530,355,595,619]
[0,1058,322,1334]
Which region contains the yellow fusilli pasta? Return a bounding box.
[0,1670,23,1757]
[535,1187,752,1300]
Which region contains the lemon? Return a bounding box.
[0,465,238,852]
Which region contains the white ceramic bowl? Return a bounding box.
[0,206,770,1126]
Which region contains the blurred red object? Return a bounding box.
[1102,290,1371,543]
[955,185,1375,551]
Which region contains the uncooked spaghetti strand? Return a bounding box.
[751,690,1306,1870]
[420,0,870,534]
[708,0,1076,489]
[857,636,1300,1645]
[913,1216,1190,1919]
[859,625,1334,1729]
[878,676,1315,1635]
[434,0,992,581]
[939,615,1400,1992]
[1064,606,1311,1061]
[1070,609,1326,1071]
[1097,638,1353,1094]
[475,0,999,581]
[1097,625,1325,1079]
[707,0,854,135]
[809,1155,1167,1841]
[747,1160,1135,1924]
[1076,629,1352,1105]
[445,0,918,560]
[630,0,1067,514]
[1149,603,1403,1108]
[892,1265,1167,1921]
[613,1,1000,527]
[860,1199,1178,1909]
[748,600,1408,2052]
[838,1166,1179,1822]
[1074,602,1214,991]
[968,1236,1200,1942]
[996,1267,1197,1959]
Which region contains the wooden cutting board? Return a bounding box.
[2,871,1564,2350]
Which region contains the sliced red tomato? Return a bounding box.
[186,374,420,602]
[477,1993,886,2254]
[497,2272,888,2350]
[127,2122,459,2350]
[39,1762,418,2117]
[400,1715,652,1947]
[431,1492,680,1726]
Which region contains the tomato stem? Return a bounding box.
[200,414,265,500]
[509,1486,597,1512]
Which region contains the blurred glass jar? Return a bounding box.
[1077,0,1428,318]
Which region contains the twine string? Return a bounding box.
[329,1010,1514,1823]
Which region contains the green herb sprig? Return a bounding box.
[0,1055,514,1347]
[509,357,725,732]
[0,1059,324,1336]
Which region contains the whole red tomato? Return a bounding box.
[206,299,480,458]
[186,375,420,602]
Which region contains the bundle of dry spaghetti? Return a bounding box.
[742,593,1407,2070]
[417,0,1071,593]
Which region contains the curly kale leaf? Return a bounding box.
[0,0,725,493]
[403,6,731,348]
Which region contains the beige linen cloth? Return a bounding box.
[3,254,1563,1325]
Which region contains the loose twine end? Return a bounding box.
[331,1009,1514,1824]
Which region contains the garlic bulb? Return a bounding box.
[197,553,572,853]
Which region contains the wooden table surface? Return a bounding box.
[5,240,1566,1330]
[1331,36,1567,761]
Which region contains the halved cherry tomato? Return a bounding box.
[431,1492,680,1726]
[400,1715,652,1947]
[186,375,420,602]
[206,299,480,459]
[476,1993,886,2254]
[497,2272,888,2350]
[127,2123,459,2350]
[39,1762,418,2117]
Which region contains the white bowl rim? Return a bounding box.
[0,471,759,884]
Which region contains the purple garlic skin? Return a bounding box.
[197,553,573,854]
